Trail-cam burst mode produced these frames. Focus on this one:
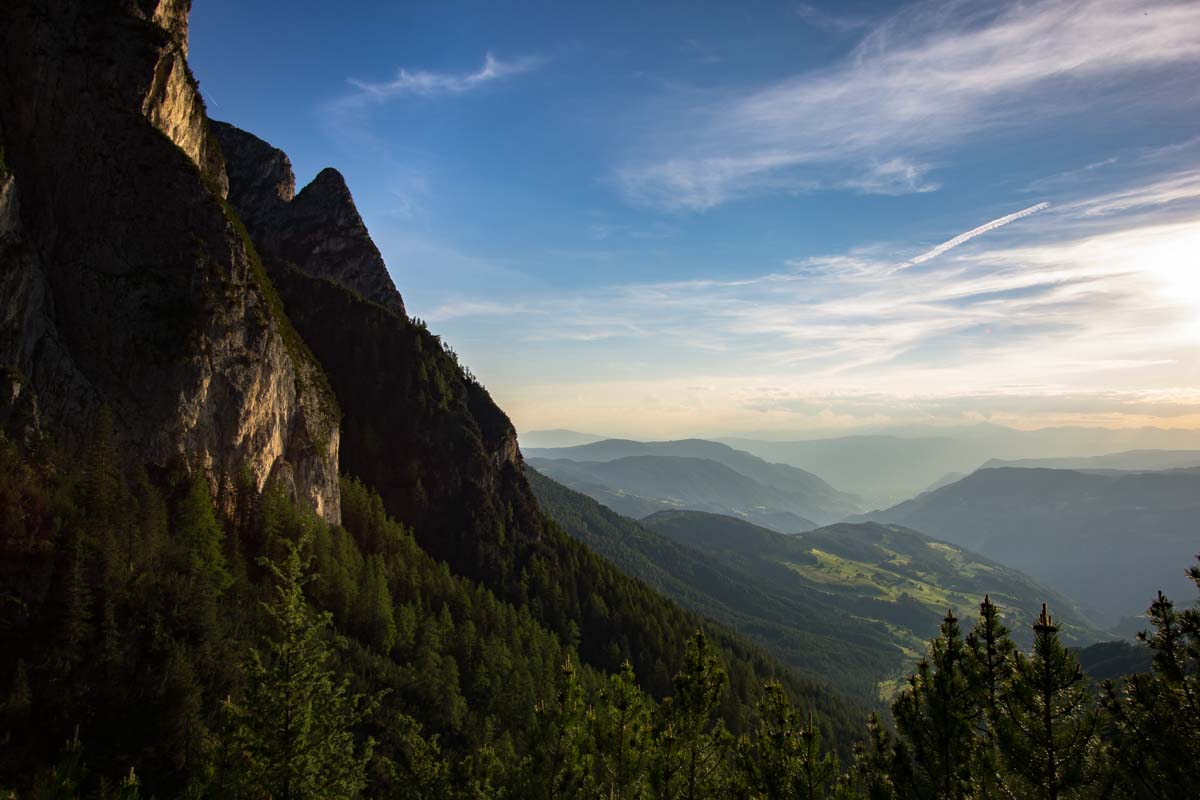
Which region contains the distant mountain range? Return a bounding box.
[528,466,1100,700]
[719,427,1200,507]
[526,438,862,529]
[860,466,1200,626]
[982,449,1200,471]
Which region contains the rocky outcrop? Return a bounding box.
[0,1,339,522]
[217,120,529,571]
[141,0,229,197]
[211,123,406,315]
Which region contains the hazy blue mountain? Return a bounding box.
[525,437,862,522]
[922,472,968,494]
[983,449,1200,471]
[862,467,1200,626]
[719,426,1200,507]
[527,454,837,531]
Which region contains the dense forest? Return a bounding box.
[2,421,1198,799]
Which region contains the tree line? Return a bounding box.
[0,418,1197,798]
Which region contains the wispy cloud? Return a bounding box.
[795,4,872,33]
[900,202,1050,269]
[347,52,542,100]
[616,0,1200,210]
[432,175,1200,433]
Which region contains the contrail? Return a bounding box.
[898,201,1050,270]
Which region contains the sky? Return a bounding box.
[190,0,1200,439]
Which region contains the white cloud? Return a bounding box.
[347,52,542,100]
[616,0,1200,210]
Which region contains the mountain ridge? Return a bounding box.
[862,466,1200,625]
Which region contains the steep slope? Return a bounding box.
[526,466,902,698]
[864,467,1200,625]
[527,437,861,521]
[528,454,825,532]
[642,511,1100,663]
[0,0,340,520]
[212,122,858,729]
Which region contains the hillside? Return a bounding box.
[643,512,1099,659]
[526,467,902,698]
[863,467,1200,625]
[529,468,1100,701]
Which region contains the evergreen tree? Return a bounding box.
[747,681,840,800]
[891,610,975,800]
[516,656,592,800]
[227,534,380,800]
[652,630,732,800]
[353,554,397,654]
[591,660,652,800]
[56,533,93,686]
[847,713,896,800]
[385,713,451,800]
[173,475,231,591]
[996,605,1104,800]
[1102,558,1200,800]
[963,596,1015,798]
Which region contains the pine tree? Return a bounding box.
[132,467,167,572]
[847,713,896,800]
[227,534,380,800]
[386,713,451,800]
[56,533,94,682]
[748,681,840,800]
[173,475,231,591]
[963,596,1015,798]
[891,610,975,800]
[652,630,732,800]
[1102,557,1200,800]
[353,554,396,654]
[517,656,592,800]
[591,660,651,800]
[997,604,1104,800]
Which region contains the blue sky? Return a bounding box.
[190,0,1200,438]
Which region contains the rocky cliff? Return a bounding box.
[211,123,406,316]
[0,0,340,522]
[215,122,525,565]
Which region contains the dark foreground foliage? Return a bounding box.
[1,426,1197,799]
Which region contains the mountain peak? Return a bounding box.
[212,122,405,316]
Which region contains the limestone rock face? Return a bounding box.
[211,123,406,316]
[0,1,340,522]
[141,0,229,197]
[216,122,528,571]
